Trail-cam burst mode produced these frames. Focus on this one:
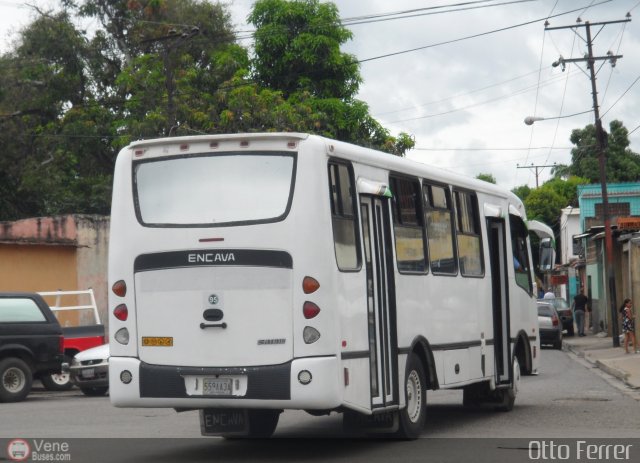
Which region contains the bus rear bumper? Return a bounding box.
[109,356,342,410]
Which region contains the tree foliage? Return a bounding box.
[0,0,415,221]
[475,173,496,184]
[552,120,640,183]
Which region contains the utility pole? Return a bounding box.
[546,17,630,347]
[516,163,556,188]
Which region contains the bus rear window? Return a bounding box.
[134,152,296,226]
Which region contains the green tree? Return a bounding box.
[524,187,565,226]
[0,10,114,218]
[247,0,414,155]
[512,184,532,203]
[555,120,640,183]
[476,173,496,184]
[249,0,359,100]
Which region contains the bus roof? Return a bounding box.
[125,132,525,214]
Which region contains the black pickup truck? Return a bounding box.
[0,292,65,402]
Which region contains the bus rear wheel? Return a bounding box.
[396,353,427,439]
[247,409,281,438]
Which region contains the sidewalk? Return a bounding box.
[562,328,640,389]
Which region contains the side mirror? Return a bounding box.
[539,237,555,272]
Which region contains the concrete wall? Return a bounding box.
[0,215,110,332]
[0,244,78,293]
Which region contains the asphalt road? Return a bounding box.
[1,349,639,462]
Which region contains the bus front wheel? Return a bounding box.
[397,353,427,439]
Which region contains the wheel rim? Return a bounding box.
[406,369,422,423]
[49,372,70,386]
[3,366,26,393]
[512,357,521,398]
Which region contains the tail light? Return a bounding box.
[112,280,127,297]
[58,335,65,354]
[303,301,321,319]
[552,315,559,326]
[113,304,128,321]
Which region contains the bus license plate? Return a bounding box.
[203,378,233,396]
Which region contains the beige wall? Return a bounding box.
[0,244,78,292]
[0,214,110,332]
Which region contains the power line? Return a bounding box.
[384,71,582,124]
[358,0,613,63]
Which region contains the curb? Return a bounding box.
[594,359,630,384]
[564,340,639,389]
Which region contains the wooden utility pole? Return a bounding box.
[516,163,556,188]
[545,18,630,346]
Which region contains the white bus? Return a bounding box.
[108,133,554,438]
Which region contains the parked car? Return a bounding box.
[69,343,109,396]
[550,297,574,336]
[39,289,106,391]
[0,292,65,402]
[537,301,563,350]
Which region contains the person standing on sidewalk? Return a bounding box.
[619,298,637,354]
[572,288,589,337]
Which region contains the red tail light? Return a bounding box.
[303,301,321,319]
[552,315,559,326]
[112,280,127,297]
[114,304,129,321]
[59,335,65,354]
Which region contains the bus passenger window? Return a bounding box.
[390,176,427,273]
[328,162,360,270]
[510,214,532,294]
[454,190,483,277]
[423,183,457,275]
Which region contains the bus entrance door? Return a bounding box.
[487,218,512,386]
[359,196,398,409]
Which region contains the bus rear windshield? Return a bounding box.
[133,152,296,226]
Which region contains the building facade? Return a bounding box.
[577,183,640,336]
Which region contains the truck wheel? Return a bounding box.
[0,357,33,403]
[41,355,73,391]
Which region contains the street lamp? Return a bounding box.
[523,110,592,126]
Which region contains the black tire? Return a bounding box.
[246,409,280,438]
[396,353,427,439]
[41,355,73,391]
[0,357,33,403]
[80,386,109,396]
[462,382,487,410]
[495,356,520,412]
[553,338,563,350]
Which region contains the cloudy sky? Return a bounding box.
[1,0,639,190]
